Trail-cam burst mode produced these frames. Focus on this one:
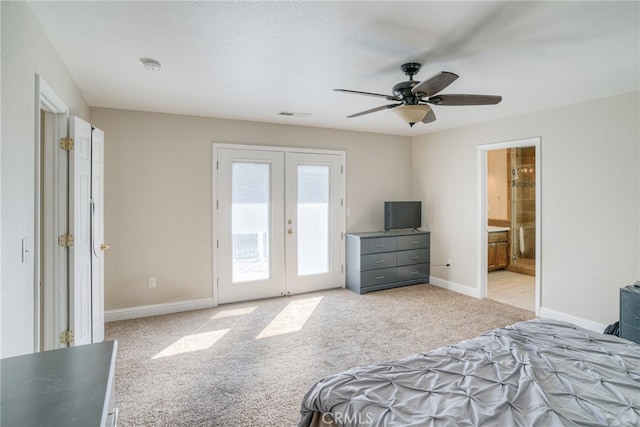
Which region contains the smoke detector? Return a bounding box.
[141,58,162,72]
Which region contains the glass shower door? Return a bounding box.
[510,147,536,275]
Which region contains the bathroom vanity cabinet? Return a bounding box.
[488,230,509,271]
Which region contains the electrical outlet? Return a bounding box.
[148,277,156,288]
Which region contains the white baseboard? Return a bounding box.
[105,298,215,322]
[430,276,481,298]
[538,307,607,333]
[430,278,606,333]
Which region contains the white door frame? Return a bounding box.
[477,137,541,315]
[35,75,69,351]
[212,143,346,306]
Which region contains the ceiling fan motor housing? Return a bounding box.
[393,80,422,105]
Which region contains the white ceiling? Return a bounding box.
[27,1,640,137]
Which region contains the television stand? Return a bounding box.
[345,230,430,294]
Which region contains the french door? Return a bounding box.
[215,146,345,304]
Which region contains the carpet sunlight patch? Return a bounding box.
[211,306,257,319]
[256,296,322,339]
[152,329,230,359]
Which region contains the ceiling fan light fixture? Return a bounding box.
[394,104,430,126]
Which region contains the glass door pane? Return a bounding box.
[232,162,271,282]
[216,148,285,304]
[297,165,330,275]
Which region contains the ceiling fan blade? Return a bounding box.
[421,108,437,124]
[334,89,400,101]
[411,71,459,97]
[346,103,401,118]
[429,94,502,106]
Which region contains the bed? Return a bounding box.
[298,318,640,426]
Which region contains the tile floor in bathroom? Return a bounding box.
[488,270,535,312]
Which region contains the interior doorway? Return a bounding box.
[37,76,70,351]
[478,138,541,315]
[36,76,107,350]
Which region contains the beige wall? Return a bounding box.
[90,108,412,310]
[412,91,640,326]
[487,149,508,220]
[1,1,90,357]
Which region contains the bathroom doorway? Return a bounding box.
[478,138,540,315]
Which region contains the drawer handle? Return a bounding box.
[375,260,385,264]
[375,244,385,247]
[410,271,419,275]
[375,275,385,279]
[410,256,419,259]
[410,240,419,244]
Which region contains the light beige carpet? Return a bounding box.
[106,284,535,426]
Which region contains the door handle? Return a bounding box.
[100,244,111,251]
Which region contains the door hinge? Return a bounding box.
[216,239,219,249]
[59,330,74,345]
[341,264,344,273]
[59,137,74,150]
[341,165,344,174]
[341,232,344,240]
[58,234,74,247]
[341,198,344,207]
[216,200,219,209]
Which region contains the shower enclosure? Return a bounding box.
[509,147,536,276]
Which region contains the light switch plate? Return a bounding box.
[21,238,29,263]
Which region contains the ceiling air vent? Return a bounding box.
[278,111,311,118]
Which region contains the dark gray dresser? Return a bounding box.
[620,284,640,344]
[1,340,118,427]
[346,230,430,294]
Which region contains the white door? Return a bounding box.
[69,116,93,346]
[217,149,286,304]
[91,126,105,343]
[216,147,344,304]
[285,152,344,294]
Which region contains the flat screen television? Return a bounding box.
[384,201,422,231]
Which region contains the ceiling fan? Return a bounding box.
[335,63,502,127]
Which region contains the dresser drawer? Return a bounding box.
[396,263,429,281]
[361,252,397,271]
[397,234,429,250]
[397,248,429,266]
[620,323,640,345]
[360,237,397,254]
[361,267,397,287]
